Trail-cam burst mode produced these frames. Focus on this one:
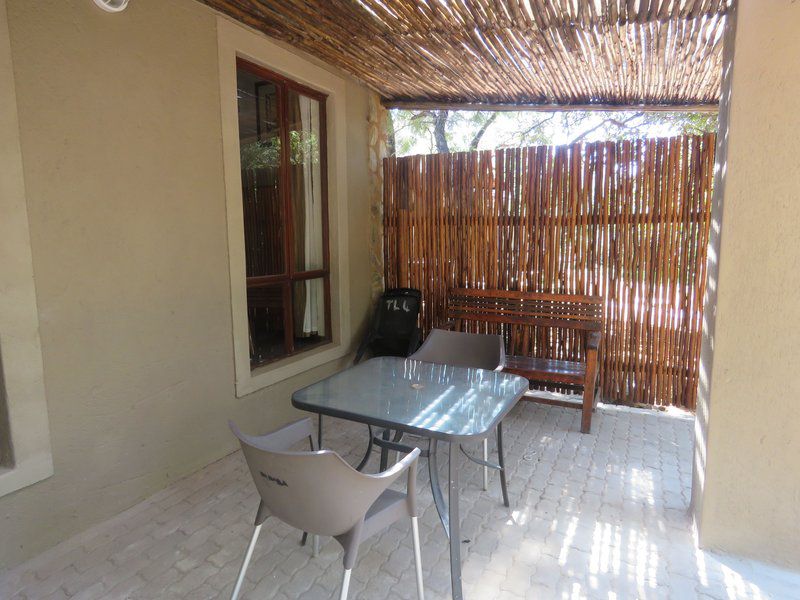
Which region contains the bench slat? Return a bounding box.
[449,288,603,304]
[449,311,604,331]
[448,290,604,330]
[449,303,603,318]
[504,356,586,385]
[446,288,604,433]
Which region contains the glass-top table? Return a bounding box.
[292,356,529,600]
[293,356,527,441]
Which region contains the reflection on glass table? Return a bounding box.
[292,357,529,600]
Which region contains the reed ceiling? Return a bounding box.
[202,0,730,108]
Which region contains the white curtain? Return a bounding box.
[299,95,324,335]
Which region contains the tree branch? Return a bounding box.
[433,110,449,153]
[569,113,643,144]
[468,112,498,151]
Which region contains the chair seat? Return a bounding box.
[503,355,586,386]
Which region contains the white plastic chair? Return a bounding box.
[229,418,424,600]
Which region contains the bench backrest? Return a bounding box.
[447,288,603,332]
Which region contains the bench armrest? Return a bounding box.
[587,331,602,350]
[441,320,457,330]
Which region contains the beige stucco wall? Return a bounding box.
[694,0,800,570]
[0,0,53,494]
[0,0,372,569]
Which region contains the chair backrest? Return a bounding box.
[369,288,422,356]
[410,329,505,371]
[448,288,604,332]
[230,419,410,537]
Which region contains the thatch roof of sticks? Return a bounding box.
[204,0,730,109]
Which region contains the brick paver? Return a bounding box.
[2,403,798,599]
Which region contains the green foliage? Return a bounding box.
[240,139,279,170]
[240,131,320,170]
[651,112,719,136]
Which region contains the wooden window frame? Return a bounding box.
[237,58,332,368]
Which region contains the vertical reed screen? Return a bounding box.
[383,134,715,409]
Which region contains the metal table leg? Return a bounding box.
[447,441,463,600]
[355,425,374,472]
[428,438,448,533]
[497,422,509,507]
[379,428,391,471]
[427,439,463,600]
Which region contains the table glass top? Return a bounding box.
[292,357,529,439]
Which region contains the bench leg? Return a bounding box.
[581,348,599,434]
[581,382,594,434]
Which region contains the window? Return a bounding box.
[236,59,331,368]
[219,22,352,395]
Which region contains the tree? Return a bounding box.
[388,109,503,156]
[468,112,497,150]
[433,110,449,153]
[388,108,718,157]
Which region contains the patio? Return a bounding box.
[2,0,800,598]
[2,402,797,600]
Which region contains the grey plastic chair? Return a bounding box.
[411,328,506,371]
[410,329,509,501]
[229,418,424,600]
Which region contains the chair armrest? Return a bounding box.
[375,447,421,516]
[587,331,602,351]
[406,450,419,516]
[376,446,420,479]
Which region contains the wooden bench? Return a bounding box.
[447,288,603,433]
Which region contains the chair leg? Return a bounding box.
[339,568,352,600]
[411,516,425,600]
[482,438,489,491]
[300,532,320,557]
[230,524,262,600]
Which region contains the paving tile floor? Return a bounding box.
[2,402,799,600]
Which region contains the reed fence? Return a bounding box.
[383,134,715,409]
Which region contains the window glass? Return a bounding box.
[237,70,284,276]
[247,285,287,363]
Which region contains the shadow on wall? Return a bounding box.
[0,344,15,468]
[692,0,737,528]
